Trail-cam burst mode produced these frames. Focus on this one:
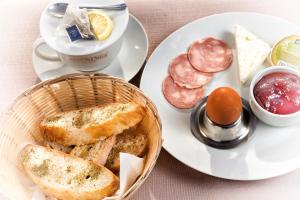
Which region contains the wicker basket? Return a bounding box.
[0,73,162,200]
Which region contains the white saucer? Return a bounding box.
[33,14,148,81]
[140,12,300,180]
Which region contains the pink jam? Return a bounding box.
[254,72,300,115]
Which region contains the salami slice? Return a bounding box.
[162,76,204,109]
[187,37,233,73]
[169,53,213,88]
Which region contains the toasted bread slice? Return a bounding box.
[40,103,145,146]
[105,130,148,172]
[45,141,75,154]
[20,144,119,200]
[70,135,116,166]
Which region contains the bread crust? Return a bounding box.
[21,144,119,200]
[40,103,145,146]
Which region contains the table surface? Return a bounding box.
[1,0,300,199]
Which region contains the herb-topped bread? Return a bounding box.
[40,103,145,146]
[70,135,116,166]
[106,129,148,172]
[68,127,148,172]
[44,141,75,154]
[20,144,119,200]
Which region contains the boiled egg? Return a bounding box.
[206,87,242,125]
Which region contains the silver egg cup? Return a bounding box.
[190,96,257,149]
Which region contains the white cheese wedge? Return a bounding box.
[235,25,271,84]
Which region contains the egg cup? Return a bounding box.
[190,97,257,149]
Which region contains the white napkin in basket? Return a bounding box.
[104,153,144,199]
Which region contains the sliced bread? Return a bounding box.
[40,103,145,146]
[44,141,75,154]
[105,130,148,172]
[70,135,116,166]
[20,144,119,200]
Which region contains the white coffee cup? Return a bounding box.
[36,0,129,72]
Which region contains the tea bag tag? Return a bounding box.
[66,25,83,42]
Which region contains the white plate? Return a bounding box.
[33,14,148,81]
[140,12,300,180]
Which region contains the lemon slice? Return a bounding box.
[88,11,113,41]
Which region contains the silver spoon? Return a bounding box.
[48,2,127,18]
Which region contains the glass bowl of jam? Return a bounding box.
[249,66,300,126]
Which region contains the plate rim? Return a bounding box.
[140,11,300,180]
